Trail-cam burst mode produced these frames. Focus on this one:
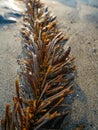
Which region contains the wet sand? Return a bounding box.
[0,0,23,120]
[0,0,98,130]
[0,22,22,119]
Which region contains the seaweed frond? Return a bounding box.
[1,0,76,130]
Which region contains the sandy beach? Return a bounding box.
[0,22,23,117]
[0,0,23,120]
[0,0,98,129]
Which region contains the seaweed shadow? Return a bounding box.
[61,72,92,130]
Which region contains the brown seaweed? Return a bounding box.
[1,0,76,130]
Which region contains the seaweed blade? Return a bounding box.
[1,0,75,130]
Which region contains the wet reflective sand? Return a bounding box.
[0,0,23,24]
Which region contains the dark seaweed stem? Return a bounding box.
[1,0,76,130]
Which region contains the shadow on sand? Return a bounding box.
[61,74,93,130]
